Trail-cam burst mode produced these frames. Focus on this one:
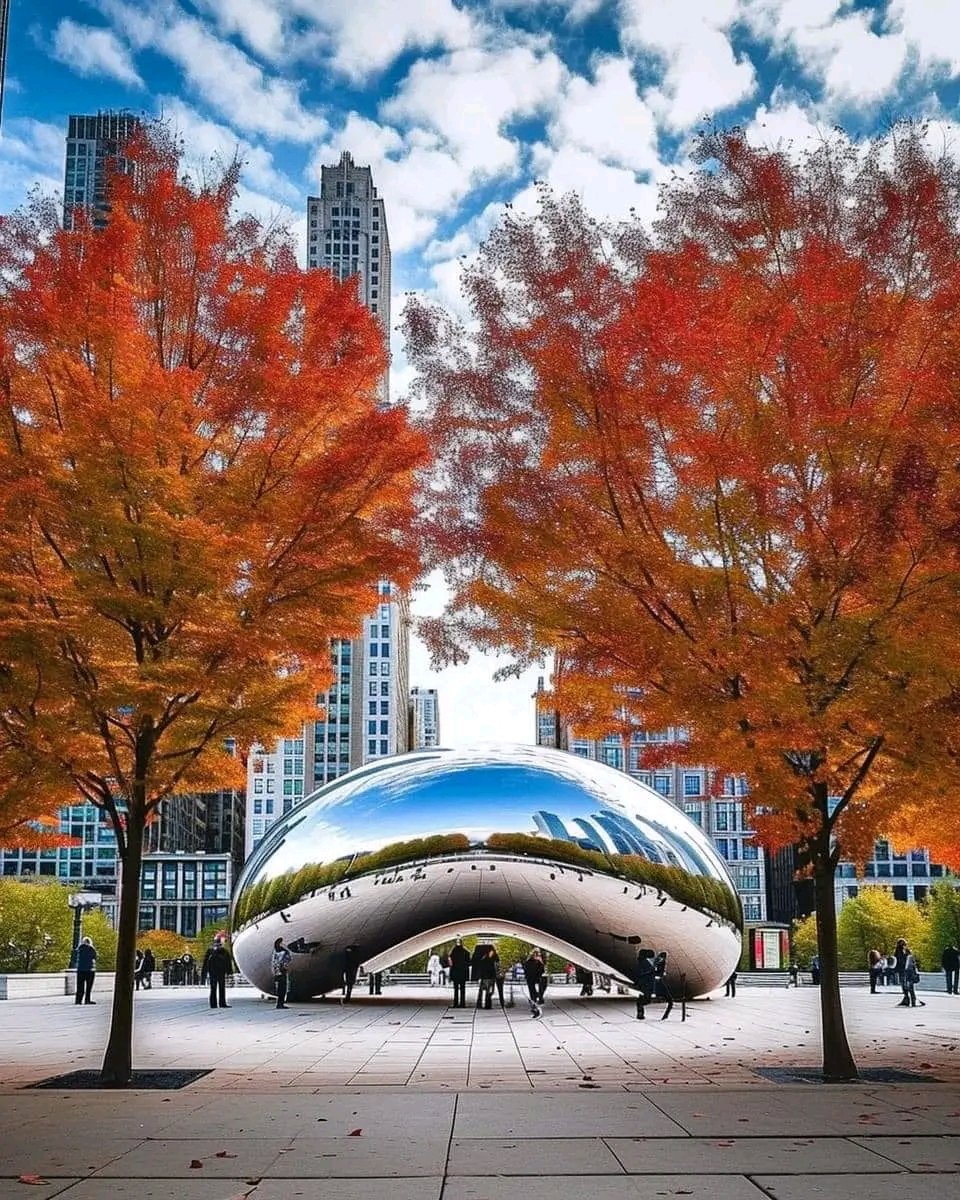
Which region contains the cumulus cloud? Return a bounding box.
[619,0,756,129]
[744,96,829,155]
[549,55,660,173]
[740,0,907,106]
[95,0,326,142]
[887,0,960,75]
[0,118,66,213]
[51,18,143,88]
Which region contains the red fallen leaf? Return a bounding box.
[349,1129,363,1136]
[18,1176,49,1186]
[189,1159,204,1169]
[215,1151,238,1158]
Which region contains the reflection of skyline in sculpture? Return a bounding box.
[232,745,741,1000]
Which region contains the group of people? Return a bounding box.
[73,938,155,1006]
[867,938,960,1006]
[134,946,156,990]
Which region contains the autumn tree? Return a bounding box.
[405,127,960,1079]
[926,880,960,960]
[836,888,930,971]
[0,881,73,973]
[0,131,427,1084]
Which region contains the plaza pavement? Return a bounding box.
[0,984,957,1198]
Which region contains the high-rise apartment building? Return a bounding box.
[63,112,141,231]
[243,156,406,858]
[409,687,441,749]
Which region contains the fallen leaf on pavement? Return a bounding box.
[190,1159,204,1169]
[349,1128,362,1136]
[215,1151,238,1159]
[17,1176,49,1186]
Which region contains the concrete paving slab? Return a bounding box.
[47,1183,258,1199]
[606,1136,903,1174]
[0,1140,147,1178]
[261,1137,446,1177]
[91,1139,289,1178]
[250,1182,442,1200]
[850,1135,960,1171]
[0,1182,79,1200]
[443,1178,769,1200]
[454,1092,685,1138]
[447,1136,624,1175]
[754,1178,927,1200]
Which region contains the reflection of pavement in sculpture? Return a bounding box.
[232,745,742,1000]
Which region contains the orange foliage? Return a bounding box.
[407,128,960,875]
[0,129,428,1079]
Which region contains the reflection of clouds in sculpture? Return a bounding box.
[232,745,741,999]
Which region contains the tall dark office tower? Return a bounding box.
[0,0,11,131]
[63,112,140,230]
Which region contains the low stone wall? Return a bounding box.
[0,973,75,1000]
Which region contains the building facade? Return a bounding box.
[409,686,441,750]
[63,111,140,230]
[132,851,232,938]
[243,155,405,860]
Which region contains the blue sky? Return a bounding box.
[4,0,960,746]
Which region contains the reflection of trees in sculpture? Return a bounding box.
[233,829,739,928]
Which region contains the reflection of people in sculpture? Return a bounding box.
[522,949,545,1017]
[475,946,498,1010]
[341,945,361,1003]
[427,951,443,987]
[287,937,323,955]
[447,938,470,1008]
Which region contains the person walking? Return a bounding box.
[810,955,821,985]
[634,947,656,1019]
[894,938,909,987]
[868,948,884,994]
[654,950,674,1020]
[575,966,594,997]
[940,943,959,995]
[341,945,361,1003]
[787,961,800,987]
[448,938,470,1008]
[74,937,97,1005]
[427,951,443,987]
[140,947,155,990]
[899,947,925,1008]
[272,936,292,1009]
[134,948,144,992]
[884,953,897,987]
[523,949,545,1017]
[724,969,737,997]
[201,936,233,1009]
[536,953,549,1004]
[476,946,497,1011]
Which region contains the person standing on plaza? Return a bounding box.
[940,943,959,995]
[724,969,737,998]
[476,946,497,1010]
[74,937,97,1005]
[634,947,656,1019]
[898,946,925,1008]
[341,944,361,1003]
[140,947,155,990]
[427,951,443,987]
[448,938,470,1008]
[134,948,144,991]
[200,936,233,1010]
[868,948,885,994]
[575,965,594,997]
[894,937,909,986]
[523,949,545,1017]
[787,961,800,987]
[272,936,292,1010]
[653,950,674,1020]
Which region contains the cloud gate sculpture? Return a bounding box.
[232,745,742,999]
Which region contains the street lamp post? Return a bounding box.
[67,892,102,968]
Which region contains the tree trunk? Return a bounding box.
[100,800,144,1086]
[813,852,859,1081]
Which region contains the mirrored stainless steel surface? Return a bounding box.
[232,745,742,998]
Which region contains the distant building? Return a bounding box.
[63,111,140,230]
[409,686,440,749]
[128,851,232,939]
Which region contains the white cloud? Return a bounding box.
[0,118,65,213]
[96,0,326,142]
[740,0,907,106]
[744,97,828,155]
[190,0,286,61]
[527,142,661,228]
[51,18,143,87]
[160,97,300,205]
[300,0,476,80]
[887,0,960,75]
[549,56,659,173]
[490,0,606,20]
[619,0,756,129]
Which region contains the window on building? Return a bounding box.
[138,905,156,931]
[742,895,762,921]
[742,840,759,860]
[368,739,377,755]
[369,643,378,657]
[254,779,263,795]
[380,662,390,675]
[182,864,196,900]
[380,701,389,715]
[683,774,702,796]
[683,804,702,827]
[160,905,178,932]
[141,864,157,899]
[380,739,389,754]
[653,774,671,796]
[891,885,908,901]
[180,907,197,938]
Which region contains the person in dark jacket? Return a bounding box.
[200,937,233,1009]
[140,947,155,990]
[272,937,292,1010]
[653,950,674,1020]
[134,948,144,991]
[476,946,498,1010]
[868,948,884,994]
[575,966,594,997]
[522,949,545,1017]
[341,944,361,1002]
[634,947,656,1019]
[894,938,908,986]
[75,937,97,1005]
[448,938,470,1008]
[941,943,959,995]
[724,970,737,998]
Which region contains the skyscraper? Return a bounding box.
[409,687,441,749]
[63,112,140,230]
[244,155,406,858]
